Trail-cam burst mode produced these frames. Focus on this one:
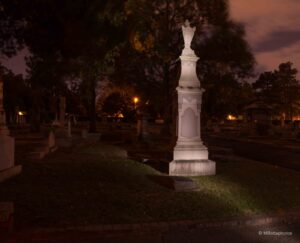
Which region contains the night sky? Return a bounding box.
[2,0,300,79]
[231,0,300,77]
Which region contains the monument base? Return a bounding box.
[173,144,209,160]
[169,159,216,176]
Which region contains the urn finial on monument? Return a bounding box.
[182,20,196,50]
[179,20,199,88]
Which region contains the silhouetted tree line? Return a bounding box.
[7,1,299,133]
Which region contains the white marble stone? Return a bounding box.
[170,20,215,176]
[169,160,216,176]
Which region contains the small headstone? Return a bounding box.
[48,130,56,149]
[81,129,88,139]
[67,118,72,138]
[141,113,150,140]
[59,96,66,126]
[47,130,58,153]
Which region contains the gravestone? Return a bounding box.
[81,128,88,139]
[29,131,57,160]
[48,130,57,152]
[136,109,143,141]
[59,96,66,126]
[54,97,74,147]
[169,21,215,176]
[67,117,72,138]
[0,78,22,182]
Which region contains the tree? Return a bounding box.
[2,0,128,132]
[117,0,254,128]
[253,62,300,121]
[253,71,277,105]
[0,64,30,124]
[203,74,254,120]
[0,0,25,57]
[274,62,300,120]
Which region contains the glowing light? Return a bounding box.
[133,97,139,104]
[133,96,139,109]
[18,111,25,116]
[117,113,124,118]
[227,114,237,121]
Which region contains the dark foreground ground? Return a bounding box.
[2,222,300,243]
[1,123,300,242]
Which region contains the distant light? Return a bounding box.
[133,97,139,104]
[293,116,300,121]
[117,113,124,118]
[227,114,237,121]
[18,111,25,116]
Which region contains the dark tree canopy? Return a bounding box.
[113,0,255,121]
[1,0,256,127]
[1,0,129,131]
[253,62,300,120]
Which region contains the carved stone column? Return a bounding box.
[169,21,215,176]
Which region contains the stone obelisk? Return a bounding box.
[169,20,216,176]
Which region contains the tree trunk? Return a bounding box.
[30,108,41,132]
[161,62,172,136]
[89,79,97,133]
[30,89,41,132]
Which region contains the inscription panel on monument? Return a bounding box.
[181,108,198,138]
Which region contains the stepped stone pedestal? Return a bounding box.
[169,20,215,176]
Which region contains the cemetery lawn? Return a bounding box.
[1,143,300,229]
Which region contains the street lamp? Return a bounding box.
[133,96,139,109]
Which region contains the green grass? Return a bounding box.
[1,143,300,229]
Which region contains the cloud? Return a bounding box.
[256,40,300,71]
[254,30,300,53]
[230,0,300,46]
[230,0,300,78]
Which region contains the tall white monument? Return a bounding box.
[0,78,21,182]
[169,20,216,176]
